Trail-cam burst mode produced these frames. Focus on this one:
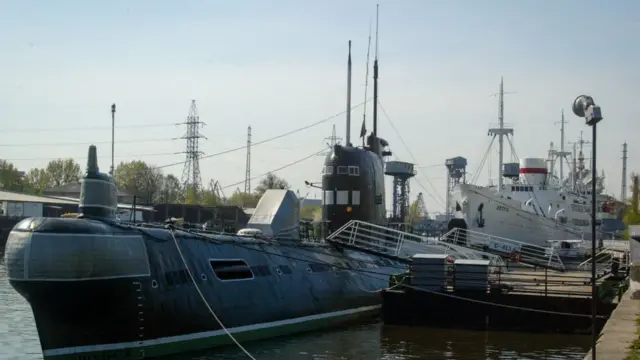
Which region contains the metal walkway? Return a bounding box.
[439,227,566,272]
[326,220,506,266]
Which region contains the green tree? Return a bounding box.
[405,194,428,225]
[228,189,260,208]
[158,174,182,203]
[45,158,81,187]
[184,186,199,205]
[114,160,163,204]
[254,173,290,196]
[200,180,223,206]
[24,168,52,194]
[0,160,25,192]
[300,205,321,220]
[624,173,640,239]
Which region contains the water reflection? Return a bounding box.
[157,323,588,360]
[380,326,589,359]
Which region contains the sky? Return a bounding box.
[0,0,638,213]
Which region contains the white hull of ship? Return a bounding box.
[452,184,589,248]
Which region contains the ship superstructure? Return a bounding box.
[450,79,621,248]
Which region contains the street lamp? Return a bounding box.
[572,94,603,360]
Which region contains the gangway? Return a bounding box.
[440,227,566,272]
[326,220,506,267]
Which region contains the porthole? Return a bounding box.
[276,268,283,276]
[307,267,313,274]
[201,273,207,281]
[151,280,158,288]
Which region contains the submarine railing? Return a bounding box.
[326,220,506,267]
[440,227,566,272]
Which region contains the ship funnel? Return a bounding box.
[78,145,118,219]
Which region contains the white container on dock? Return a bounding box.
[453,259,490,291]
[410,253,449,291]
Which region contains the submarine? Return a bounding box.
[3,41,408,360]
[322,39,392,236]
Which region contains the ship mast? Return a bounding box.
[553,109,571,187]
[487,77,513,189]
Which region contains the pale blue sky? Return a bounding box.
[1,0,638,212]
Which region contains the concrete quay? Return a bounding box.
[583,289,639,359]
[585,226,640,359]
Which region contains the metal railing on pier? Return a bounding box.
[440,227,566,272]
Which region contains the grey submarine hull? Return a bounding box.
[4,217,405,359]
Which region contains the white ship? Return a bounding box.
[449,79,621,249]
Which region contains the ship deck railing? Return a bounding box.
[439,227,566,272]
[326,220,507,267]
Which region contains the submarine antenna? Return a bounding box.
[360,23,372,148]
[372,3,379,139]
[346,40,353,147]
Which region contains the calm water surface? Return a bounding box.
[0,260,590,360]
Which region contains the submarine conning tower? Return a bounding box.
[78,145,118,219]
[321,134,390,236]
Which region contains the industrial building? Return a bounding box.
[44,183,134,204]
[0,190,79,218]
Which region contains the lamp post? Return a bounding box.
[572,95,603,360]
[110,103,116,177]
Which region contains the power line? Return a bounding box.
[156,99,371,170]
[0,138,174,147]
[377,101,445,207]
[1,123,177,133]
[222,148,326,190]
[2,152,180,162]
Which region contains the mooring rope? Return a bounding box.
[168,228,257,360]
[353,273,407,293]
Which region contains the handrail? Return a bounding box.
[578,249,615,276]
[327,220,506,267]
[440,227,566,272]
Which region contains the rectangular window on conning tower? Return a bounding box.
[337,166,348,175]
[348,166,360,176]
[323,190,334,205]
[352,190,360,205]
[322,166,333,175]
[336,190,349,205]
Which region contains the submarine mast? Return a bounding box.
[372,3,379,140]
[346,40,353,147]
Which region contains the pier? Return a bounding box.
[381,254,629,334]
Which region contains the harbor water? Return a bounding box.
[0,260,591,360]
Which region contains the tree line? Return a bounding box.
[0,158,290,208]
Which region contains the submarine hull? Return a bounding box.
[5,218,403,359]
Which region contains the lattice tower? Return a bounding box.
[180,100,206,199]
